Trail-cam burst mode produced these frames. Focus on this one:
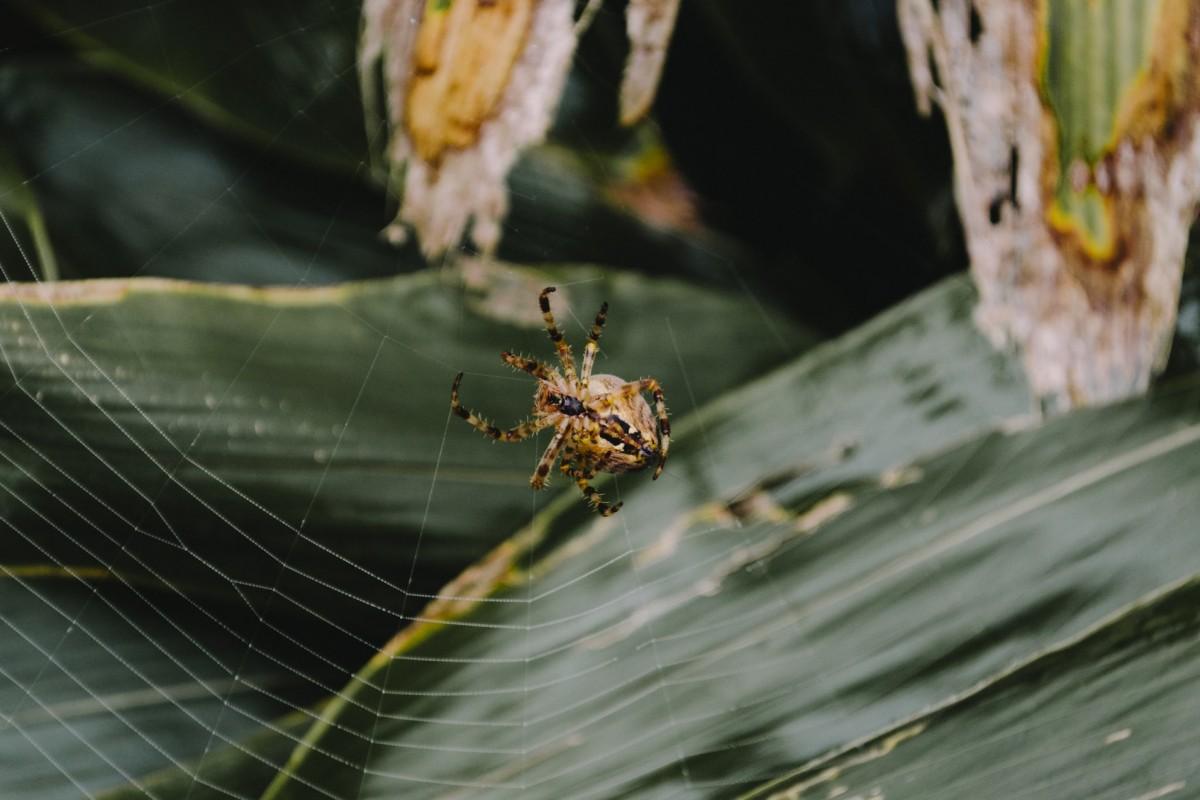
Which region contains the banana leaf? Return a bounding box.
[246,283,1200,799]
[87,275,1053,798]
[0,574,315,799]
[744,572,1200,799]
[0,259,809,799]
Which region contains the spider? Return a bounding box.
[451,286,670,516]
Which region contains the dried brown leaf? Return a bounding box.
[360,0,681,259]
[898,0,1200,410]
[360,0,577,258]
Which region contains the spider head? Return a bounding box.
[542,390,585,417]
[557,394,585,416]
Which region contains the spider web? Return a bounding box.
[3,4,1191,800]
[0,3,828,797]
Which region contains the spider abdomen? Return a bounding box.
[573,374,660,474]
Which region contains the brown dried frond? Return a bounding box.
[360,0,682,260]
[360,0,577,259]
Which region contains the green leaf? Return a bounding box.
[253,276,1200,798]
[97,704,321,800]
[1041,0,1167,258]
[0,258,810,796]
[0,571,312,800]
[742,571,1200,799]
[108,275,1030,798]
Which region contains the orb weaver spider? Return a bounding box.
[451,286,670,516]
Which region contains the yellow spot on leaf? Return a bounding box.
[796,492,853,534]
[767,723,926,799]
[4,564,114,581]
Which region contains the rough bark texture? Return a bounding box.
[899,0,1200,410]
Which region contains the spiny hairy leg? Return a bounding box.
[451,372,547,442]
[580,300,608,388]
[501,351,555,381]
[539,287,578,385]
[530,424,568,490]
[569,468,622,516]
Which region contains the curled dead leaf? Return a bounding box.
[359,0,682,259]
[361,0,577,259]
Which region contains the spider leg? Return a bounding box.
[530,422,569,490]
[580,300,609,389]
[501,351,556,382]
[451,373,551,442]
[572,468,622,516]
[539,287,579,385]
[604,378,670,479]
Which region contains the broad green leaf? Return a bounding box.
[113,275,1033,798]
[260,299,1200,798]
[0,259,804,622]
[743,573,1200,799]
[0,258,809,797]
[0,573,315,800]
[98,705,320,800]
